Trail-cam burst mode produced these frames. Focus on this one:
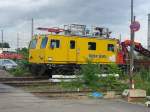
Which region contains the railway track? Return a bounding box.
[0,77,49,82]
[0,76,123,98]
[0,76,75,86]
[1,80,53,86]
[0,77,49,86]
[30,91,91,98]
[0,77,92,98]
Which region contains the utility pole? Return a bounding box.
[31,18,34,39]
[129,0,135,89]
[17,33,19,54]
[1,30,3,53]
[119,34,122,42]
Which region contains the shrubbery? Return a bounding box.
[9,59,31,77]
[134,69,150,95]
[62,61,128,92]
[9,67,28,77]
[8,47,31,77]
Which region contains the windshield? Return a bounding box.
[29,39,37,49]
[3,60,13,64]
[41,37,48,48]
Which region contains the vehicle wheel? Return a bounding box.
[44,69,52,78]
[2,66,6,70]
[29,64,37,75]
[37,65,47,76]
[29,64,47,76]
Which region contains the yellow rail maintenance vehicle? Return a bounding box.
[29,24,122,77]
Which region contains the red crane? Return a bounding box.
[37,27,64,34]
[118,40,150,64]
[122,40,150,57]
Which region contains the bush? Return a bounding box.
[9,67,28,77]
[134,69,150,95]
[98,64,127,91]
[138,69,150,81]
[62,60,127,92]
[9,59,31,77]
[79,61,100,89]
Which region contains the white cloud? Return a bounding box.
[0,0,149,49]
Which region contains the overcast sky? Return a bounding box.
[0,0,150,49]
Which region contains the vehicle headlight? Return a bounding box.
[48,57,52,61]
[6,65,12,68]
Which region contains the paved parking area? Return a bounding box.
[0,84,150,112]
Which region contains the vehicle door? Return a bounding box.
[68,39,77,63]
[38,36,48,63]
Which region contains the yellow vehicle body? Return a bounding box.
[29,34,118,65]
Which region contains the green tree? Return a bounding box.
[17,47,29,59]
[0,42,10,48]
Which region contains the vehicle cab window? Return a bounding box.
[70,40,75,49]
[29,39,37,49]
[108,44,114,52]
[50,39,60,48]
[88,42,96,50]
[41,37,48,48]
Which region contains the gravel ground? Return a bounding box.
[0,70,13,78]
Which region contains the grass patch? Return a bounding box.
[9,66,31,77]
[9,59,32,77]
[133,69,150,95]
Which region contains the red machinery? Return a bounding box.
[37,27,64,34]
[117,40,150,65]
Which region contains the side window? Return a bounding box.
[29,39,37,49]
[70,40,75,49]
[108,44,114,52]
[50,39,60,48]
[41,37,48,48]
[88,42,96,50]
[4,60,13,64]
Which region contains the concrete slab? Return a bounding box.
[0,84,149,112]
[129,89,146,98]
[122,89,146,98]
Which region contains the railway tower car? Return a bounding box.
[28,24,126,77]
